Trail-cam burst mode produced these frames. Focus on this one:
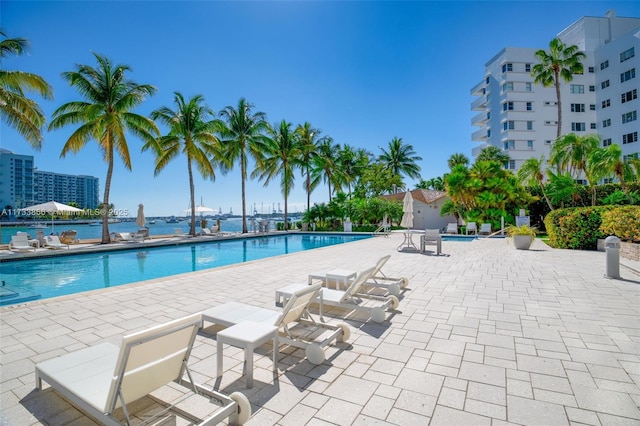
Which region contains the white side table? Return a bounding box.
[216,321,278,388]
[325,269,357,290]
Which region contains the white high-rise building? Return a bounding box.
[471,11,639,175]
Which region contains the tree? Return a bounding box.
[377,137,422,188]
[476,145,510,166]
[311,137,342,201]
[296,122,321,213]
[336,145,370,196]
[447,153,469,169]
[588,144,636,202]
[417,177,445,191]
[353,163,402,198]
[147,92,219,236]
[49,53,159,243]
[217,98,270,233]
[518,156,554,211]
[550,133,599,182]
[531,38,586,138]
[254,119,301,229]
[0,31,53,149]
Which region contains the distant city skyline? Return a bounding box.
[2,1,638,217]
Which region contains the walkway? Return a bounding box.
[1,235,639,425]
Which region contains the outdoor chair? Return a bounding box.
[59,230,77,244]
[45,235,69,249]
[466,222,477,235]
[9,235,36,252]
[446,223,458,234]
[479,223,492,235]
[420,229,442,255]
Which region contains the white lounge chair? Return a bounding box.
[479,223,492,235]
[362,255,409,296]
[35,313,251,425]
[9,235,36,252]
[200,227,221,237]
[446,223,458,234]
[420,229,442,255]
[45,235,69,250]
[316,267,400,323]
[466,222,477,235]
[202,284,349,366]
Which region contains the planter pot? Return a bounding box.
[513,235,534,250]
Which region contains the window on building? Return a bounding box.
[527,140,534,150]
[624,153,639,163]
[602,99,611,108]
[525,82,532,92]
[621,68,636,83]
[622,111,637,124]
[571,103,585,112]
[545,120,558,126]
[620,47,635,62]
[527,121,533,130]
[601,80,610,89]
[502,63,513,73]
[503,121,515,130]
[502,82,514,92]
[503,101,514,111]
[603,138,612,147]
[590,104,596,111]
[487,112,491,120]
[504,140,515,150]
[506,160,516,170]
[487,129,491,137]
[570,84,584,94]
[602,118,611,128]
[571,122,586,132]
[545,140,552,145]
[622,89,638,103]
[486,76,490,84]
[588,66,595,73]
[525,63,531,72]
[526,102,533,111]
[544,101,558,106]
[600,60,609,70]
[590,123,597,129]
[622,132,638,144]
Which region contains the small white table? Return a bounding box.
[394,229,423,251]
[216,321,278,388]
[308,269,357,290]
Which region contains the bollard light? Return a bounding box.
[604,235,621,279]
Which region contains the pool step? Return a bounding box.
[0,285,41,306]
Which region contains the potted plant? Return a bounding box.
[506,224,537,250]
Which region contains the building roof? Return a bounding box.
[381,189,448,204]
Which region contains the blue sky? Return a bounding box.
[2,1,639,217]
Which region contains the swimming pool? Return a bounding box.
[0,234,370,306]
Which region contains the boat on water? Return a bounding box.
[148,220,156,225]
[165,216,179,224]
[28,223,48,229]
[89,221,101,226]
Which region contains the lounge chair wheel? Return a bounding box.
[337,322,351,342]
[371,307,386,323]
[389,295,400,310]
[230,391,251,424]
[401,277,409,288]
[388,283,401,296]
[306,343,325,364]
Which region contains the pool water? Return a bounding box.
[0,234,369,306]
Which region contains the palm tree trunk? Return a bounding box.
[540,183,554,211]
[101,148,114,244]
[240,151,248,233]
[187,159,196,236]
[284,190,288,230]
[305,169,311,213]
[554,75,562,139]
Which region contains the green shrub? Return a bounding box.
[544,206,613,250]
[600,206,640,243]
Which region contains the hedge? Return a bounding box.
[544,205,640,249]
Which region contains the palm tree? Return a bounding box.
[254,119,301,229]
[49,53,159,243]
[447,153,469,169]
[336,145,370,197]
[531,38,586,138]
[377,137,422,188]
[550,133,599,181]
[518,156,554,210]
[0,31,53,149]
[588,144,636,201]
[476,145,510,165]
[296,122,321,213]
[217,98,270,233]
[311,137,342,201]
[417,177,445,191]
[147,92,219,236]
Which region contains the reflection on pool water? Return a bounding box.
[0,234,370,306]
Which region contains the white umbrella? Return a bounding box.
[136,204,146,228]
[21,201,84,231]
[183,205,215,214]
[400,191,414,229]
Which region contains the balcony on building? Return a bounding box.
[471,112,489,126]
[472,144,488,157]
[470,80,486,96]
[471,96,487,111]
[472,129,489,141]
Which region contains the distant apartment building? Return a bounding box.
[471,11,640,174]
[0,148,99,210]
